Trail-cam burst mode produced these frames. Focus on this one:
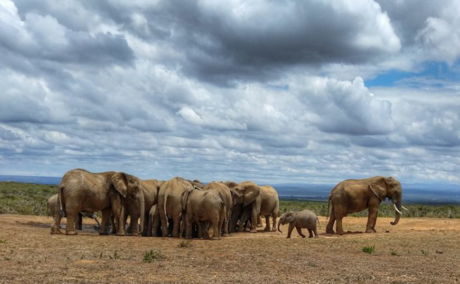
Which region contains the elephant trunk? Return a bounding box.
[277,221,282,233]
[139,196,145,235]
[390,201,402,225]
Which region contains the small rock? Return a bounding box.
[435,250,443,254]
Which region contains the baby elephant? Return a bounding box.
[278,209,319,238]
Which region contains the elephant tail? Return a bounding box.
[326,196,331,221]
[163,190,169,228]
[58,185,66,217]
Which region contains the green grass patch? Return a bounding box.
[0,182,56,215]
[362,245,375,254]
[143,249,165,263]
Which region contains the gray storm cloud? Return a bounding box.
[0,0,460,184]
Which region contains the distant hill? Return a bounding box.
[0,175,459,204]
[0,175,61,185]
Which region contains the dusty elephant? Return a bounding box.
[157,177,194,237]
[326,176,407,235]
[47,194,100,231]
[181,187,225,239]
[226,181,261,233]
[258,185,280,232]
[278,209,319,238]
[202,182,239,236]
[141,179,163,236]
[52,169,145,236]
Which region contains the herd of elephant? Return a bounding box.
[49,169,406,239]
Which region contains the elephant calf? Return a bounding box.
[278,209,319,238]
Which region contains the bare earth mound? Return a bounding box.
[0,215,459,283]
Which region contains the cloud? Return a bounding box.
[0,0,459,186]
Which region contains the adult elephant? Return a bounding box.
[141,179,163,236]
[157,177,194,237]
[203,182,239,236]
[226,181,261,233]
[258,185,280,232]
[181,187,225,239]
[52,169,144,236]
[326,176,406,235]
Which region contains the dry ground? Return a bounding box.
[0,215,459,283]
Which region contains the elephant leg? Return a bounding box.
[151,208,161,237]
[264,216,270,231]
[172,214,181,238]
[76,213,83,231]
[50,210,63,234]
[313,227,319,238]
[296,226,306,238]
[257,215,263,227]
[287,223,294,238]
[271,212,277,232]
[99,208,111,235]
[307,228,313,238]
[250,206,258,233]
[336,216,345,235]
[184,215,193,239]
[326,213,336,234]
[128,214,140,236]
[366,205,379,233]
[65,211,78,235]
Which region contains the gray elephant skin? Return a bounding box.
[52,168,145,236]
[326,176,406,235]
[47,194,100,231]
[278,209,319,238]
[157,177,195,237]
[181,186,226,239]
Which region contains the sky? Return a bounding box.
[0,0,459,185]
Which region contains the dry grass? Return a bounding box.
[0,214,459,283]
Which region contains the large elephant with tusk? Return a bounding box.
[326,176,407,235]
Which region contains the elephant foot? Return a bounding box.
[50,227,63,234]
[264,227,270,232]
[365,229,376,233]
[326,228,335,234]
[99,231,109,236]
[337,230,344,235]
[65,230,78,235]
[250,229,257,233]
[222,233,229,237]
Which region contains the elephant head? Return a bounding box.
[233,181,260,206]
[111,172,145,234]
[277,212,295,233]
[369,176,404,226]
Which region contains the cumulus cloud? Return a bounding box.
[0,0,459,185]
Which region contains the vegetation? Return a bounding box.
[142,249,165,263]
[0,182,56,215]
[362,245,375,254]
[0,182,458,218]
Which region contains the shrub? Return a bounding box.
[143,250,165,263]
[362,245,375,254]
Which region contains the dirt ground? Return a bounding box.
[0,215,459,283]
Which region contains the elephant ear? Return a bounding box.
[111,172,128,198]
[242,183,260,206]
[369,178,386,201]
[229,188,241,202]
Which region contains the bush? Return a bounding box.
[362,245,375,254]
[143,250,165,263]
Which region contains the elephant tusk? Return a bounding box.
[402,206,409,211]
[393,203,402,215]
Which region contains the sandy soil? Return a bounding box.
[0,214,459,283]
